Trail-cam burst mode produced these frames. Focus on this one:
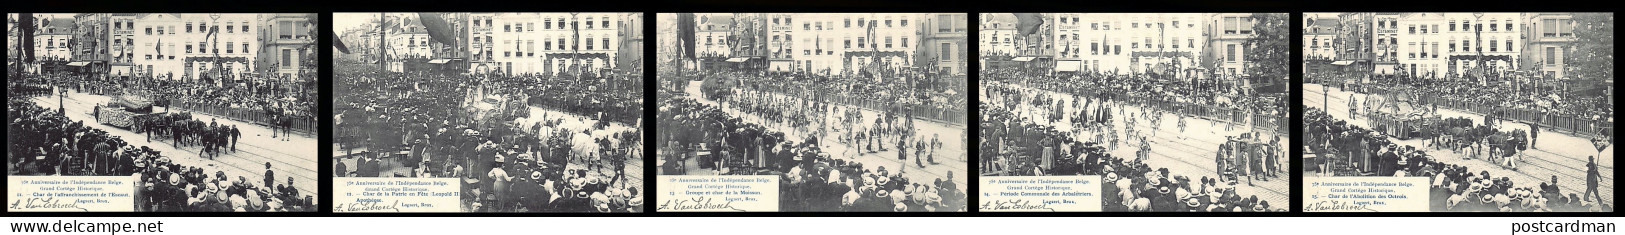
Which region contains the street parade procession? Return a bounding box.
[977,13,1292,212]
[7,13,320,212]
[331,12,646,213]
[656,13,971,212]
[1301,12,1611,212]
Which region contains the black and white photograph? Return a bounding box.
[979,13,1292,212]
[656,13,970,212]
[331,12,645,213]
[8,13,319,212]
[1302,12,1613,212]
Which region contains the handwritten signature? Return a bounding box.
[337,200,402,212]
[1302,200,1377,212]
[9,197,90,212]
[657,197,746,212]
[980,199,1057,212]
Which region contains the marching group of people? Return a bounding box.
[53,73,317,139]
[985,68,1288,126]
[1315,73,1611,138]
[335,66,643,213]
[1305,106,1609,212]
[978,67,1287,212]
[658,93,967,212]
[9,99,313,212]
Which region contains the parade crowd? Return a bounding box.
[44,73,317,136]
[658,92,967,212]
[705,71,968,121]
[979,78,1285,212]
[984,68,1288,123]
[9,99,313,212]
[334,66,643,213]
[1304,106,1609,212]
[1317,74,1611,137]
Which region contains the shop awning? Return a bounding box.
[427,59,452,64]
[1011,57,1036,62]
[725,57,751,63]
[67,62,91,66]
[1331,60,1354,66]
[1373,64,1395,75]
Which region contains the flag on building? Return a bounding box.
[1015,13,1044,35]
[333,31,352,54]
[419,13,457,45]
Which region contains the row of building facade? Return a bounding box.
[1307,12,1578,80]
[979,13,1263,79]
[7,13,315,81]
[677,13,968,77]
[337,12,643,76]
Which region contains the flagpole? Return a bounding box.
[380,12,387,72]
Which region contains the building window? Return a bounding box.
[586,38,593,50]
[1545,46,1557,65]
[858,37,865,48]
[281,49,293,68]
[1409,42,1419,58]
[603,17,610,29]
[845,19,851,28]
[845,39,851,49]
[1432,43,1439,59]
[1226,44,1237,62]
[1507,40,1514,52]
[885,36,893,48]
[279,21,294,39]
[242,43,249,54]
[146,27,152,35]
[1224,17,1238,34]
[938,15,952,32]
[187,22,193,33]
[939,43,951,61]
[901,36,908,48]
[603,38,610,50]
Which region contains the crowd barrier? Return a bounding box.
[1417,95,1613,138]
[173,101,317,135]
